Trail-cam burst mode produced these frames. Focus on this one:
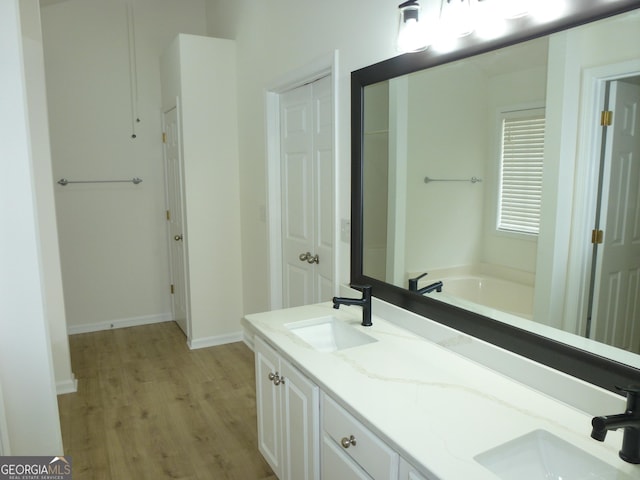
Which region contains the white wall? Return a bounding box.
[481,63,547,275]
[205,0,404,314]
[40,0,207,332]
[21,0,75,394]
[362,82,390,280]
[160,35,244,346]
[0,0,63,455]
[404,63,487,273]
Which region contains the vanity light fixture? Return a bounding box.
[439,0,474,38]
[478,0,530,19]
[397,0,429,53]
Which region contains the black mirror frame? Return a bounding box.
[351,0,640,395]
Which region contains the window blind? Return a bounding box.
[498,110,545,235]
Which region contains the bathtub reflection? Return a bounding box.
[430,275,534,320]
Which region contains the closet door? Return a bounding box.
[280,77,334,308]
[162,106,188,335]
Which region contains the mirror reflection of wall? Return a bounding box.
[361,10,640,357]
[363,37,547,316]
[363,82,390,281]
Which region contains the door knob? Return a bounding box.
[174,234,183,241]
[299,252,319,264]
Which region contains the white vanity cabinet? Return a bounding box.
[254,336,320,480]
[252,331,431,480]
[399,458,432,480]
[321,393,399,479]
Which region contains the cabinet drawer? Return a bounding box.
[322,434,372,480]
[322,394,398,479]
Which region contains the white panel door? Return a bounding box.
[281,82,314,307]
[280,76,334,307]
[162,107,188,336]
[592,80,640,352]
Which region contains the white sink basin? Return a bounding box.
[285,316,377,352]
[474,430,634,480]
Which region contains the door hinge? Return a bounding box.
[170,284,175,294]
[591,229,604,244]
[600,110,613,126]
[162,132,167,143]
[166,210,171,221]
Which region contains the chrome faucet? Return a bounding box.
[591,385,640,464]
[332,285,372,327]
[408,272,443,295]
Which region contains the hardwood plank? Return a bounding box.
[59,322,274,480]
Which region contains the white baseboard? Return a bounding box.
[56,374,78,395]
[67,312,173,335]
[242,330,254,351]
[188,331,243,350]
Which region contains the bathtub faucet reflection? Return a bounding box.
[408,273,443,295]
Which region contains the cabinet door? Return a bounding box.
[281,360,320,480]
[322,434,372,480]
[255,337,282,478]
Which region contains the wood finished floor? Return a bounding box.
[58,322,276,480]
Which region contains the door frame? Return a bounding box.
[564,59,640,338]
[265,51,339,310]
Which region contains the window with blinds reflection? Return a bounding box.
[497,108,546,235]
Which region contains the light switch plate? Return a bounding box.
[340,219,350,243]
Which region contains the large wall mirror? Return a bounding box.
[351,0,640,394]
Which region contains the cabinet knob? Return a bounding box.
[340,435,356,448]
[268,372,275,381]
[274,375,285,386]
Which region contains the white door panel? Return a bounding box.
[284,264,312,308]
[282,361,320,480]
[592,80,640,353]
[255,337,283,478]
[162,107,188,335]
[281,85,314,307]
[280,76,334,307]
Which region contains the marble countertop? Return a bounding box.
[242,302,638,479]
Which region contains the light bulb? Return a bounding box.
[496,0,530,19]
[397,1,429,53]
[440,0,474,38]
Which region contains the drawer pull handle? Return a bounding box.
[341,435,356,448]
